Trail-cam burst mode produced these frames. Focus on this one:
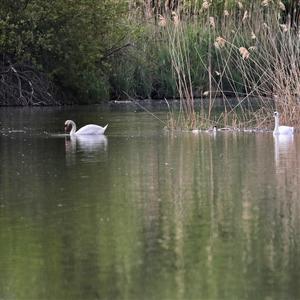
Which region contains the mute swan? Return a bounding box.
[273,111,294,135]
[64,120,108,135]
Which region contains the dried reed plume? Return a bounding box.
[261,0,271,7]
[209,16,215,28]
[158,15,167,27]
[202,1,211,10]
[239,47,250,59]
[214,36,226,49]
[172,11,180,26]
[278,1,285,11]
[280,24,288,32]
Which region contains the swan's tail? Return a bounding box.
[103,124,108,133]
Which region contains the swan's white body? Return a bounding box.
[65,120,108,135]
[273,112,294,136]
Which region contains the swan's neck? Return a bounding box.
[69,121,77,135]
[274,116,279,133]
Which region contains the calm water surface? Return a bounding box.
[0,106,300,300]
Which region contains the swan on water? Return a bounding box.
[273,111,294,135]
[64,120,108,135]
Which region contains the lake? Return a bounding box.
[0,106,300,300]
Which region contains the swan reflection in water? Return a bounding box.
[65,134,108,164]
[273,131,300,260]
[273,134,295,172]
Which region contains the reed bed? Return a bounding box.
[125,0,300,131]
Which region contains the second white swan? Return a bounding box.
[273,111,294,135]
[64,120,108,135]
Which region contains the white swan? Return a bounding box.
[64,120,108,135]
[273,111,294,135]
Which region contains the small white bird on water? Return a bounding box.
[64,120,108,135]
[192,126,217,134]
[273,111,294,135]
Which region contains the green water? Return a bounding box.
[0,107,300,300]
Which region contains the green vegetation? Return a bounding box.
[0,0,299,129]
[0,0,128,104]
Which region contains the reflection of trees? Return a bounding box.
[1,127,300,299]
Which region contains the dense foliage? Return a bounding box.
[0,0,128,104]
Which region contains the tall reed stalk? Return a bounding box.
[162,13,196,129]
